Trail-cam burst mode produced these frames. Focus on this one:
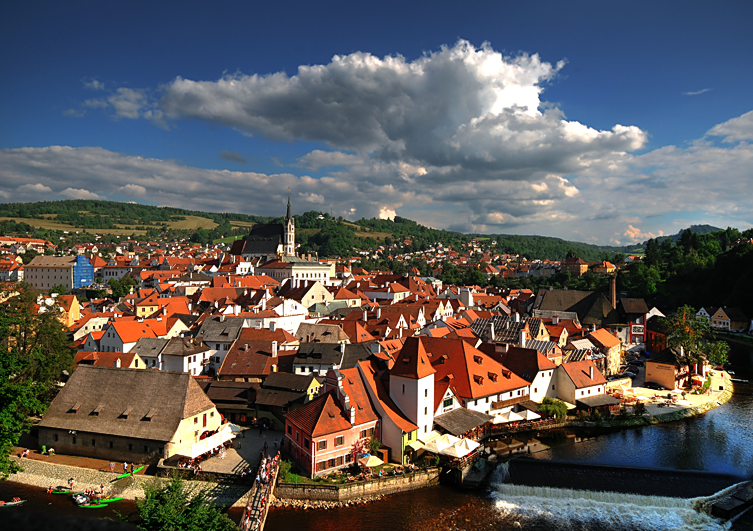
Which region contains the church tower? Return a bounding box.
[283,190,295,257]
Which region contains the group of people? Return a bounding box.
[242,451,281,531]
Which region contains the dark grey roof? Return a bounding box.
[576,395,622,408]
[296,323,350,343]
[620,298,649,315]
[162,336,210,357]
[535,289,622,327]
[198,381,253,405]
[255,388,306,407]
[129,337,169,357]
[470,315,544,343]
[39,365,215,442]
[263,372,319,393]
[433,408,493,437]
[723,307,749,322]
[525,339,559,355]
[294,343,345,366]
[340,344,373,370]
[197,316,246,343]
[238,224,284,256]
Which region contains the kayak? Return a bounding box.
[51,486,72,494]
[0,500,27,507]
[115,465,145,479]
[100,496,123,504]
[80,503,108,509]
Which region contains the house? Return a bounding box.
[37,365,224,463]
[494,347,556,402]
[591,261,616,275]
[534,289,622,330]
[587,328,622,376]
[197,380,256,426]
[196,315,248,372]
[561,256,589,277]
[292,343,346,376]
[296,322,350,344]
[252,372,322,430]
[616,298,649,345]
[74,350,146,369]
[710,307,749,332]
[551,360,607,404]
[277,279,333,308]
[283,368,379,478]
[24,255,94,291]
[644,347,694,390]
[160,336,212,376]
[217,340,292,383]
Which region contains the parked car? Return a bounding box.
[622,370,637,378]
[629,361,645,367]
[644,381,669,390]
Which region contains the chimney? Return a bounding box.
[377,307,381,319]
[244,343,249,351]
[363,310,368,322]
[340,343,346,355]
[370,342,381,354]
[399,327,403,338]
[350,406,356,425]
[610,276,617,309]
[115,358,121,368]
[553,315,559,325]
[589,365,594,380]
[271,364,277,372]
[519,329,526,348]
[514,312,520,323]
[271,341,278,358]
[220,314,225,322]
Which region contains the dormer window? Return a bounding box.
[119,406,133,419]
[473,374,484,384]
[91,404,104,416]
[473,355,483,364]
[68,403,81,413]
[488,372,498,382]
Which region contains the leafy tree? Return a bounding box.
[109,277,136,299]
[662,305,729,368]
[0,285,75,479]
[125,475,236,531]
[537,397,567,420]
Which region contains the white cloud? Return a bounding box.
[706,110,753,142]
[83,78,105,90]
[296,150,362,170]
[683,88,712,96]
[108,88,150,119]
[60,188,103,200]
[379,207,397,220]
[17,183,53,194]
[118,184,147,197]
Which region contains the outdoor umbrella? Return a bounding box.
[358,455,384,467]
[225,423,243,433]
[422,434,460,454]
[440,443,471,458]
[519,409,541,421]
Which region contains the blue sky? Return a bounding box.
[2,1,752,245]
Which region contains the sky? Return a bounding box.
[1,1,752,245]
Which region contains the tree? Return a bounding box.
[662,305,729,368]
[0,286,75,479]
[537,397,567,420]
[125,475,236,531]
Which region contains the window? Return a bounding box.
[144,445,149,453]
[287,425,292,435]
[128,443,133,451]
[72,436,77,445]
[534,388,537,394]
[54,434,58,442]
[318,440,327,451]
[424,407,427,415]
[335,436,344,447]
[328,458,336,468]
[304,438,310,449]
[92,439,96,447]
[194,417,198,424]
[443,398,452,408]
[335,456,344,466]
[424,389,428,398]
[109,441,113,449]
[210,411,214,418]
[316,461,327,472]
[402,384,405,394]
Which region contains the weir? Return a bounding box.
[506,458,746,498]
[488,461,751,530]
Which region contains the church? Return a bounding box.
[230,194,296,261]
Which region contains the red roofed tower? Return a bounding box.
[389,336,436,436]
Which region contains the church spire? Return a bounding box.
[286,187,292,221]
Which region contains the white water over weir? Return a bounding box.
[488,463,734,531]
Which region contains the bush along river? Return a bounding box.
[2,344,751,530]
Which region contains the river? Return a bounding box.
[2,344,751,530]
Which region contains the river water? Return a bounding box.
[3,344,751,530]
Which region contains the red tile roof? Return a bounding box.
[285,390,352,437]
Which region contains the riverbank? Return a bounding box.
[8,456,252,507]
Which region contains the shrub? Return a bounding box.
[278,460,292,481]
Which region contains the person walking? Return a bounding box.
[109,461,115,473]
[123,462,128,473]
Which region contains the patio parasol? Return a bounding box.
[422,434,460,454]
[358,454,384,467]
[518,409,541,421]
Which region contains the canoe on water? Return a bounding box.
[51,486,72,494]
[80,503,108,509]
[100,496,123,504]
[0,500,27,507]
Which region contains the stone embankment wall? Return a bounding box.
[276,468,440,502]
[9,456,251,507]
